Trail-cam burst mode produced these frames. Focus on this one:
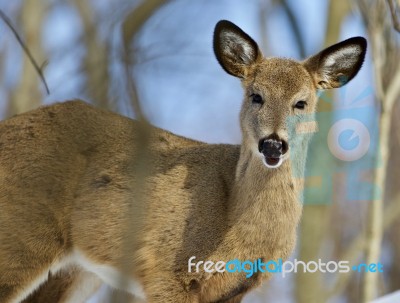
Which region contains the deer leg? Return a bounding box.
[22,268,80,303]
[0,262,53,303]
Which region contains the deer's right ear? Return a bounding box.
[213,20,262,78]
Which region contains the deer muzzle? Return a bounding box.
[258,134,288,168]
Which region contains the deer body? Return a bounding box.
[0,21,366,303]
[0,100,296,302]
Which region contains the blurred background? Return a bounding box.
[1,0,400,302]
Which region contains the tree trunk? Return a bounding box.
[74,0,111,109]
[8,0,45,116]
[295,1,350,302]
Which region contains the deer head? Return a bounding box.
[213,20,367,169]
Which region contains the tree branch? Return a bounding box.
[329,192,400,298]
[111,2,168,302]
[0,9,49,95]
[387,0,400,33]
[280,0,306,58]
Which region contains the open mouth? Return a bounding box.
[265,156,281,166]
[262,155,283,168]
[258,136,287,169]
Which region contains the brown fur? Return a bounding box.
[22,267,101,303]
[0,20,366,302]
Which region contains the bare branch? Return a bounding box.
[280,0,306,58]
[295,1,350,302]
[122,0,167,120]
[387,0,400,32]
[386,61,400,109]
[74,0,110,109]
[122,0,167,54]
[329,192,400,298]
[111,2,169,302]
[342,2,400,301]
[0,9,50,95]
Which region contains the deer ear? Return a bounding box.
[213,20,262,78]
[303,37,367,89]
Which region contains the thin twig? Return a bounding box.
[0,9,50,94]
[387,0,400,33]
[280,0,306,58]
[386,61,400,110]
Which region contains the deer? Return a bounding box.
[0,20,366,303]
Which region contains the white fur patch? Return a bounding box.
[324,45,361,69]
[262,156,283,169]
[221,30,255,64]
[10,270,49,303]
[74,251,146,301]
[63,271,102,303]
[10,254,75,303]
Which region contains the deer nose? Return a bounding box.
[258,134,288,158]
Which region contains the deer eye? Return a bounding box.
[250,93,263,104]
[294,100,307,110]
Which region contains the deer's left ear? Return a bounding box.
[303,37,367,89]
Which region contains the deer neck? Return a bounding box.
[230,147,290,216]
[227,137,307,244]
